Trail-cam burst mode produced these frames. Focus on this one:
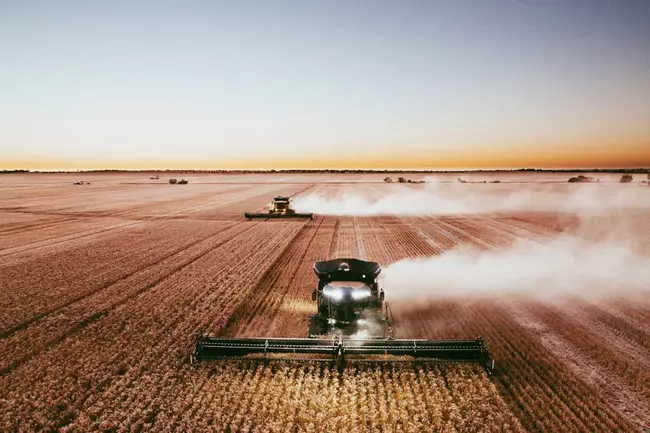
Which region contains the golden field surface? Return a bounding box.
[1,172,649,432]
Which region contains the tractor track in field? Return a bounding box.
[378,216,439,259]
[404,300,629,432]
[560,303,650,371]
[478,218,546,244]
[87,187,252,219]
[0,221,235,327]
[501,216,564,239]
[0,185,294,261]
[399,218,445,254]
[128,183,291,218]
[414,217,465,250]
[603,300,650,335]
[352,217,366,259]
[226,219,330,337]
[0,221,261,375]
[328,218,340,258]
[0,185,131,205]
[57,224,306,417]
[222,217,326,338]
[0,184,250,222]
[576,301,650,353]
[526,303,650,399]
[442,217,509,249]
[413,216,516,253]
[474,302,632,431]
[360,217,413,263]
[0,219,148,261]
[0,222,246,339]
[0,215,83,236]
[513,302,650,429]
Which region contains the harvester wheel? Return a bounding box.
[308,315,324,338]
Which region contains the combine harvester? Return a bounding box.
[190,258,494,375]
[244,196,313,220]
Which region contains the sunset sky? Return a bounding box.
[1,0,649,170]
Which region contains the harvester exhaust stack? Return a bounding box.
[191,258,494,375]
[245,196,313,219]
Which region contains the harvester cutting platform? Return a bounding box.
[244,196,313,220]
[190,258,494,374]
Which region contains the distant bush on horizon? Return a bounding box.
[568,175,597,183]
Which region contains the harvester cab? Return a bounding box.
[244,196,313,220]
[309,259,391,339]
[190,257,494,375]
[271,196,290,213]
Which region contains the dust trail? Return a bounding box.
[381,236,650,302]
[293,183,650,216]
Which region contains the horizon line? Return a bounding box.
[2,168,650,174]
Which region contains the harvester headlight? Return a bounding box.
[323,287,344,301]
[352,288,371,300]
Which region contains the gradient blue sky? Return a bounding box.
[1,0,649,170]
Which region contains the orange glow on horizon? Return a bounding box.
[2,140,648,171]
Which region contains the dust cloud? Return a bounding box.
[293,183,650,216]
[294,182,650,301]
[381,236,650,302]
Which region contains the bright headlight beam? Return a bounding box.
[352,289,371,300]
[323,287,344,301]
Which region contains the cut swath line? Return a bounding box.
[328,218,341,259]
[353,217,366,260]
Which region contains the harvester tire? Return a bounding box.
[308,315,324,338]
